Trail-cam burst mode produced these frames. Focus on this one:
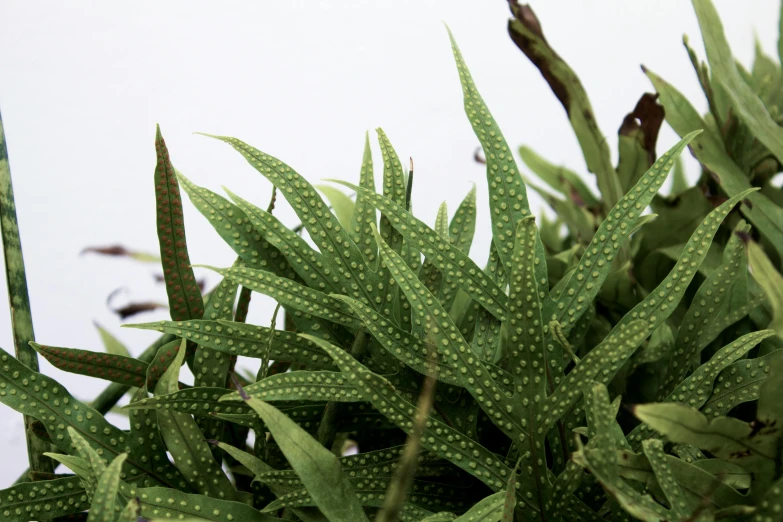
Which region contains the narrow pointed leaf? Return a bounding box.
[155,126,204,321]
[127,319,337,370]
[664,221,750,397]
[350,132,378,265]
[31,342,147,388]
[94,323,131,358]
[242,397,371,522]
[222,370,362,403]
[119,483,279,522]
[452,492,504,522]
[304,335,521,507]
[693,0,783,165]
[0,346,186,488]
[518,146,599,208]
[446,27,548,287]
[199,264,363,330]
[554,132,700,334]
[747,239,783,338]
[646,67,783,258]
[197,133,380,308]
[0,476,88,522]
[154,340,236,500]
[331,179,507,320]
[316,184,354,231]
[87,453,127,522]
[225,189,343,294]
[628,330,774,449]
[702,352,775,417]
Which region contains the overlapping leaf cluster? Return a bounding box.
[1,0,782,521]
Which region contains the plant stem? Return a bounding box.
[0,109,54,476]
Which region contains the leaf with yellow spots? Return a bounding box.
[0,476,88,522]
[329,179,508,320]
[225,189,345,295]
[552,131,700,336]
[198,264,363,330]
[626,329,774,450]
[0,345,187,489]
[127,319,338,370]
[197,133,381,310]
[242,397,371,522]
[153,340,237,501]
[445,27,548,294]
[87,452,127,522]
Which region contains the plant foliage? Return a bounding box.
[1,0,783,520]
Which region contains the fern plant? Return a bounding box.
[0,0,782,521]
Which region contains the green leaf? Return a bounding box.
[31,342,147,388]
[241,396,371,522]
[192,266,240,454]
[751,474,783,521]
[632,402,778,487]
[316,184,355,231]
[0,108,52,474]
[145,339,183,389]
[663,221,750,397]
[176,171,296,277]
[0,345,186,488]
[155,125,204,321]
[87,453,127,522]
[701,352,775,417]
[154,339,237,500]
[197,133,380,310]
[553,131,700,334]
[224,189,343,295]
[546,321,649,421]
[125,386,252,418]
[507,5,621,209]
[576,384,669,522]
[452,492,504,522]
[693,0,783,167]
[350,132,378,266]
[332,294,460,385]
[304,335,516,496]
[614,449,746,511]
[329,179,507,320]
[198,264,363,330]
[120,483,279,522]
[0,476,88,522]
[223,370,362,403]
[518,146,599,209]
[604,188,756,346]
[747,238,783,339]
[446,27,548,289]
[117,497,141,522]
[265,478,470,514]
[94,322,131,358]
[640,440,689,520]
[127,319,337,370]
[627,329,775,449]
[646,67,783,259]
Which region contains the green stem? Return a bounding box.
[0,109,54,476]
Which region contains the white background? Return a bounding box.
[0,0,779,484]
